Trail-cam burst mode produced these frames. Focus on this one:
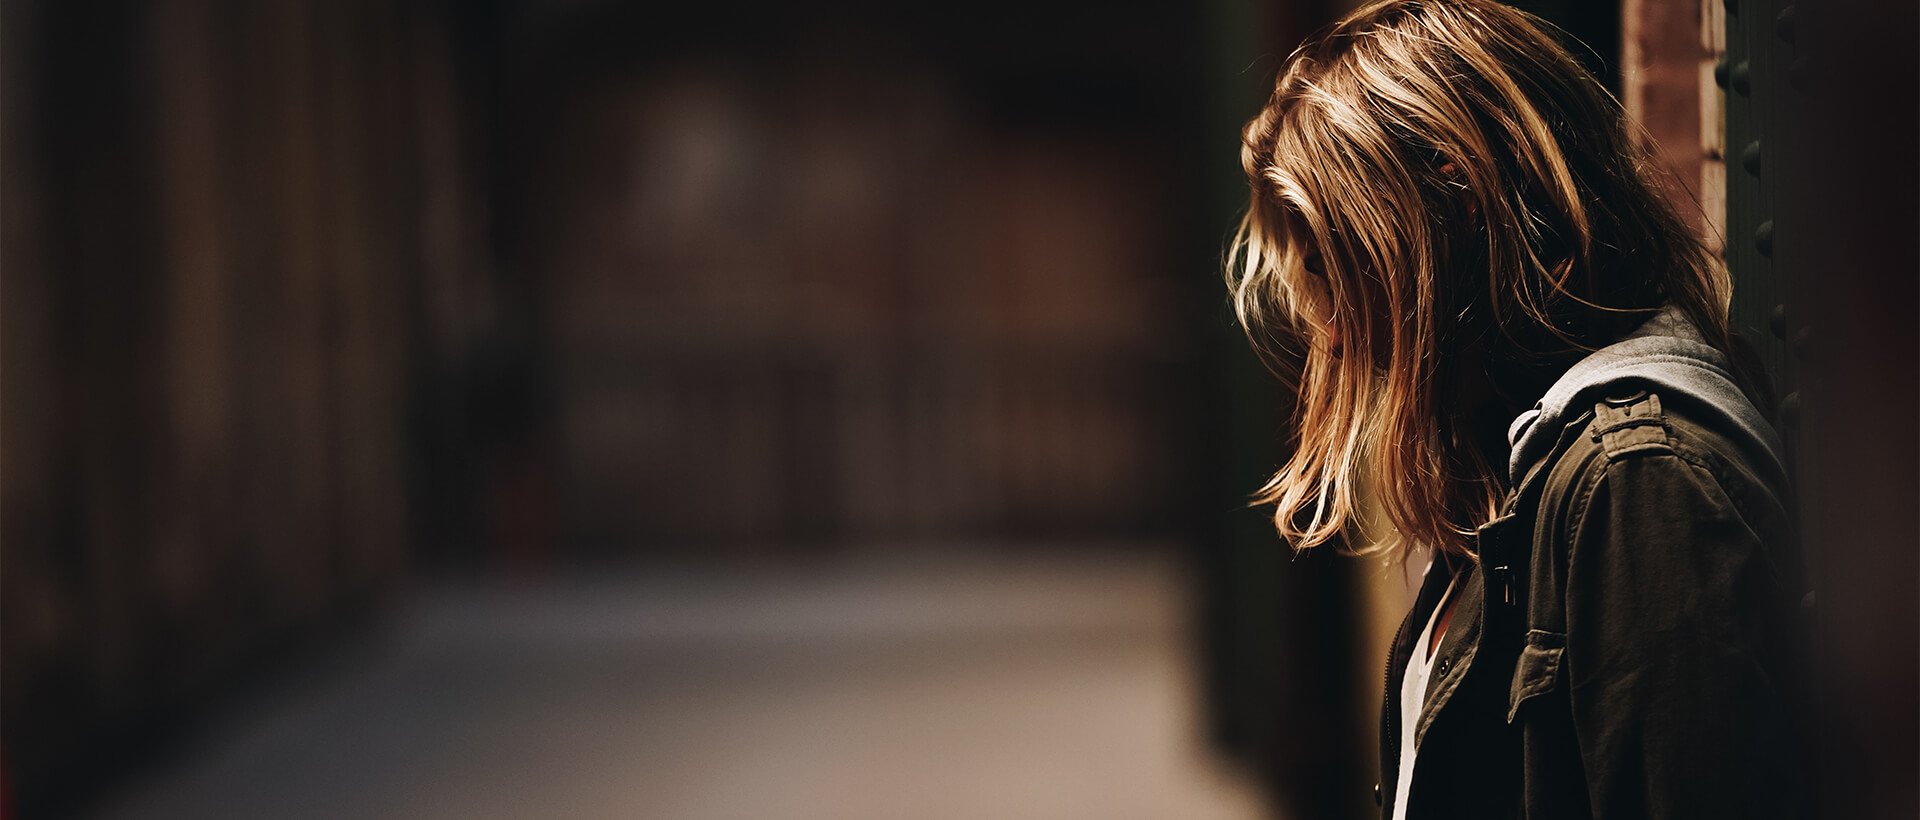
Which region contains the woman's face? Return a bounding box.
[1299,248,1344,356]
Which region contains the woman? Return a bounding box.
[1226,1,1811,818]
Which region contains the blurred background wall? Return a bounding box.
[0,1,1253,815]
[2,1,1913,819]
[2,0,422,803]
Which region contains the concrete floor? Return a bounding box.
[88,550,1272,820]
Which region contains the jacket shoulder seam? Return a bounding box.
[1564,449,1701,574]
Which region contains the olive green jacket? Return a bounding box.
[1379,309,1812,819]
[1378,386,1812,819]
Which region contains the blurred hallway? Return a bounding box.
[84,548,1270,820]
[28,2,1915,818]
[1,2,1343,815]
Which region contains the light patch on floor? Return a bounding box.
[88,549,1274,820]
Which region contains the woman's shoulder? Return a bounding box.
[1535,384,1792,535]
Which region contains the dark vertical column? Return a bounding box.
[1198,2,1372,818]
[1724,0,1792,397]
[28,0,170,799]
[1780,1,1920,817]
[1,0,429,811]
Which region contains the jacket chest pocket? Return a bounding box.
[1506,629,1566,723]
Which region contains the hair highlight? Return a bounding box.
[1227,0,1733,563]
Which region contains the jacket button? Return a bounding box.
[1437,656,1453,675]
[1373,783,1383,805]
[1600,389,1648,407]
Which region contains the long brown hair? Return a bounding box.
[1227,0,1733,561]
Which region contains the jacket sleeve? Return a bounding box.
[1561,449,1807,820]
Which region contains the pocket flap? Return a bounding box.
[1506,629,1566,723]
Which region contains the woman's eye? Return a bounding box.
[1303,253,1326,276]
